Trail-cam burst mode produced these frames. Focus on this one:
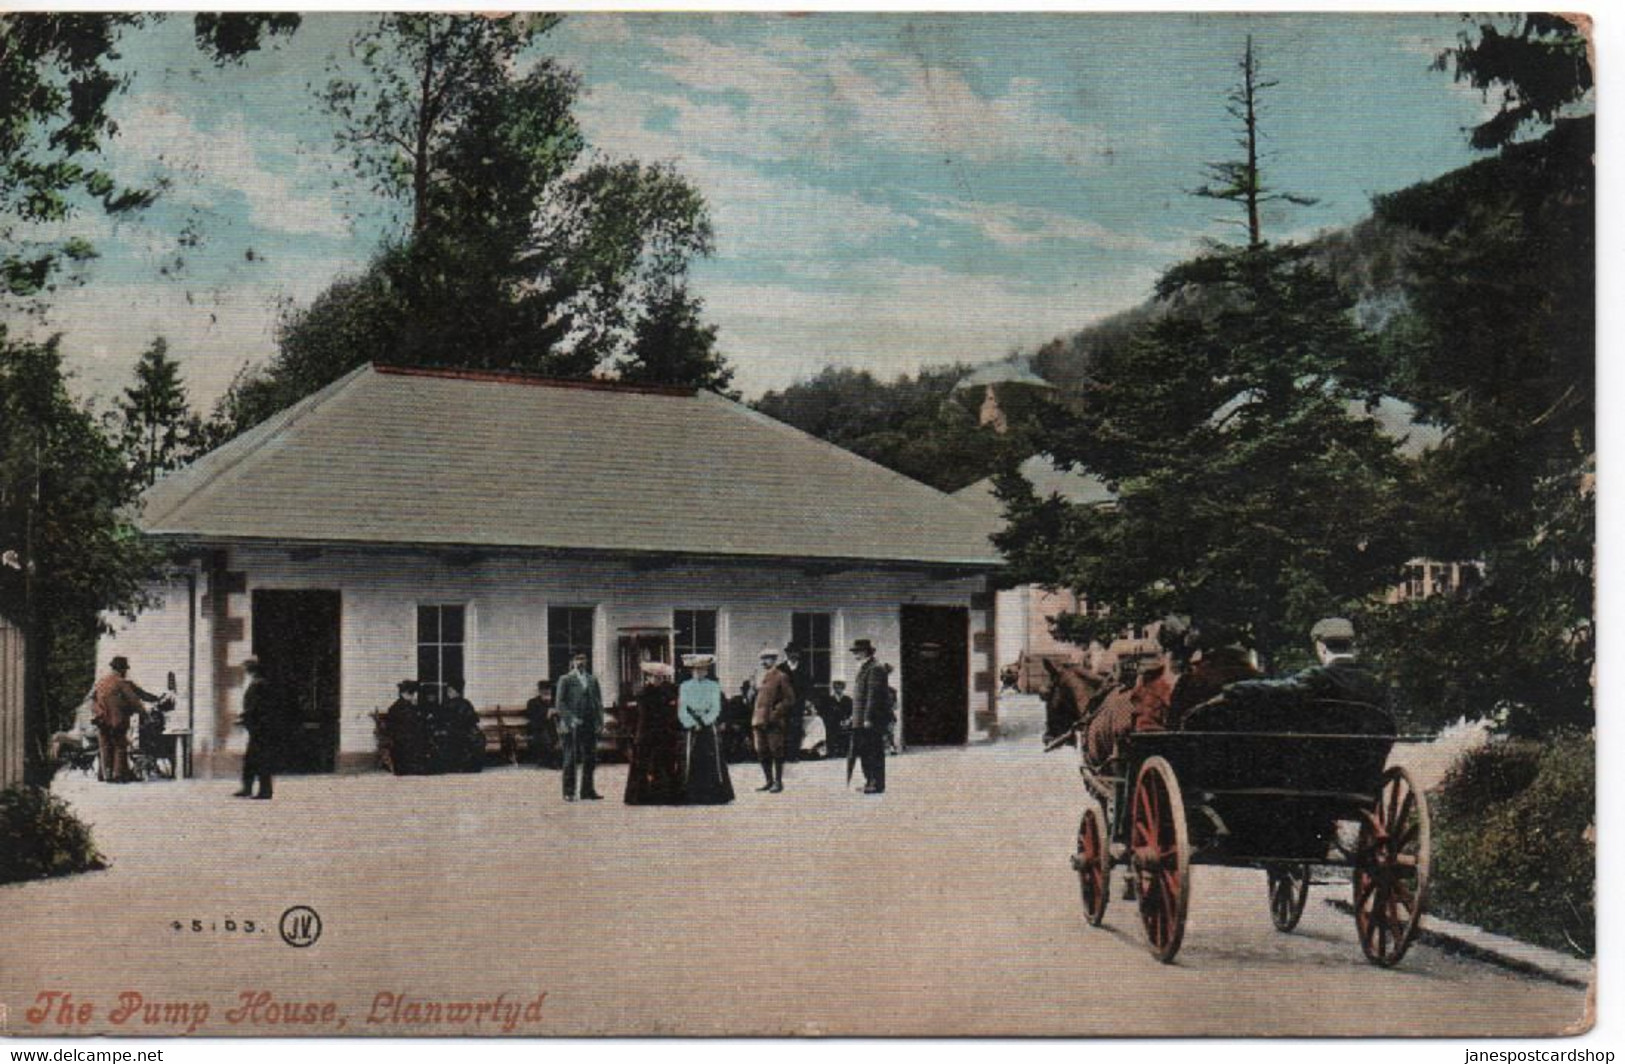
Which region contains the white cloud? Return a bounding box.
[643,33,1109,170]
[699,256,1156,397]
[107,95,352,240]
[912,193,1178,253]
[24,254,362,412]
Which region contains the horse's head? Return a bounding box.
[1042,658,1105,742]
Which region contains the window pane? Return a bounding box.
[418,605,439,643]
[442,645,464,690]
[812,613,830,646]
[441,605,465,644]
[418,645,439,684]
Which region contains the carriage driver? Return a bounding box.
[1221,617,1385,710]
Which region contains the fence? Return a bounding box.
[0,613,24,790]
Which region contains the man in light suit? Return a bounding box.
[552,652,605,802]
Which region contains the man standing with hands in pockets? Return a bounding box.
[552,652,604,802]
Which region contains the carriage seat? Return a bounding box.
[1181,694,1395,736]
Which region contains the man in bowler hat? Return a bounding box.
[849,639,892,794]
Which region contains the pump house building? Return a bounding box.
[100,364,1004,774]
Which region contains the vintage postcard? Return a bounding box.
[0,9,1596,1040]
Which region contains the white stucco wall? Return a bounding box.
[98,570,199,729]
[101,544,993,765]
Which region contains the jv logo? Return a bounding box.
[279,905,323,948]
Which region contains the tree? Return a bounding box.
[995,244,1412,667]
[319,14,561,237]
[753,364,1018,493]
[116,338,199,487]
[616,283,736,396]
[0,330,160,784]
[0,14,300,302]
[215,14,715,434]
[1358,17,1594,735]
[1433,14,1592,150]
[1192,35,1316,248]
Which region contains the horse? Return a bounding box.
[1041,658,1109,747]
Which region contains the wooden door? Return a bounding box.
[251,589,341,772]
[900,605,969,746]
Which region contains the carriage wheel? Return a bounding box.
[1130,756,1190,963]
[1266,863,1311,932]
[1353,766,1431,967]
[1075,803,1110,927]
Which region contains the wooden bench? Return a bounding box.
[478,706,535,765]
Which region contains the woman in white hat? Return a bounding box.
[624,660,685,805]
[679,654,734,804]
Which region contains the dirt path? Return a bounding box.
[2,743,1589,1037]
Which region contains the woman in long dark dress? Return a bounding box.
[624,662,686,804]
[678,655,734,804]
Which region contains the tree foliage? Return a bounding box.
[116,337,199,488]
[0,331,160,781]
[0,14,300,302]
[216,14,716,433]
[1433,14,1592,150]
[753,365,1019,493]
[617,282,736,397]
[995,244,1412,665]
[1357,19,1594,735]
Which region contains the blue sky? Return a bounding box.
[18,11,1516,408]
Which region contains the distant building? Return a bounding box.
[953,455,1121,688]
[101,364,1004,774]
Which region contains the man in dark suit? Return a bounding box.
[850,639,891,794]
[234,657,283,800]
[552,652,604,801]
[780,641,811,761]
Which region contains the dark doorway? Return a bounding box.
[251,590,341,773]
[900,605,969,746]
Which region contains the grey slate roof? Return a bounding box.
[139,364,1003,568]
[952,454,1115,532]
[953,358,1052,390]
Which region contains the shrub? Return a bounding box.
[1430,732,1594,956]
[0,785,108,884]
[1432,739,1543,821]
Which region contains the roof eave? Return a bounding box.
[141,531,1005,575]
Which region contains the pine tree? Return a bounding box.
[995,43,1405,667]
[117,338,197,487]
[616,284,736,397]
[1192,35,1317,248]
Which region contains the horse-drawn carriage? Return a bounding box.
[1049,675,1430,967]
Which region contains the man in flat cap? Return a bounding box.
[1220,617,1385,712]
[91,656,163,783]
[751,646,795,792]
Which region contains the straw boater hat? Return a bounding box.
[681,653,716,668]
[639,660,674,678]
